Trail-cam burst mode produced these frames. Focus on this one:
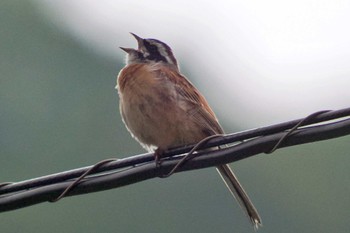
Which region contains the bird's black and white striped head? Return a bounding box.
[121,33,179,71]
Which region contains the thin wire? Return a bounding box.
[160,135,224,178]
[49,158,117,202]
[266,110,330,153]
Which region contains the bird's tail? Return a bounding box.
[216,164,262,230]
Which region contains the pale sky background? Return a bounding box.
[35,0,350,127]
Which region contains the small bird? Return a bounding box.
[116,33,262,228]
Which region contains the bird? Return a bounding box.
[116,33,262,229]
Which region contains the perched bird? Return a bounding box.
[116,33,262,228]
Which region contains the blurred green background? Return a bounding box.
[1,1,349,233]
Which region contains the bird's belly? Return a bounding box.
[120,88,203,151]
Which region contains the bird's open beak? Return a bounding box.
[119,47,134,53]
[130,32,144,50]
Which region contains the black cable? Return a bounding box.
[0,108,349,212]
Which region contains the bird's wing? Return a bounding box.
[160,67,224,135]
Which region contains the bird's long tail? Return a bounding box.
[216,164,262,229]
